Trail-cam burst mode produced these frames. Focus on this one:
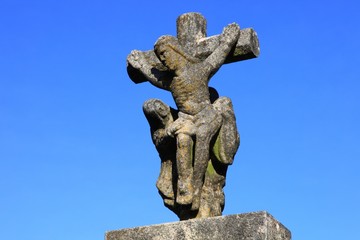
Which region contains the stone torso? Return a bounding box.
[170,63,211,115]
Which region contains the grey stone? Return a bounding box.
[105,211,291,240]
[127,12,259,220]
[127,12,260,84]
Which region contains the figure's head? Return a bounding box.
[143,99,172,129]
[154,35,200,70]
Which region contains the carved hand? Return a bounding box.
[166,118,195,137]
[222,23,240,45]
[128,50,143,71]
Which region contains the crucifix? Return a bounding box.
[127,13,259,85]
[126,12,260,220]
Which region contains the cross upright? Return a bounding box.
[127,12,260,84]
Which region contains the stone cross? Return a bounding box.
[127,12,259,84]
[126,12,260,220]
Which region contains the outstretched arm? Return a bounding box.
[203,23,240,77]
[127,50,171,90]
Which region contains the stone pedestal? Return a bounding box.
[105,211,291,240]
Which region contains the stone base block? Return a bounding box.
[105,211,291,240]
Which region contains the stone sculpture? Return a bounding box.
[126,12,259,220]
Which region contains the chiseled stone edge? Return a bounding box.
[105,211,291,240]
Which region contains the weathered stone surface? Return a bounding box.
[127,12,260,84]
[127,12,259,220]
[105,211,291,240]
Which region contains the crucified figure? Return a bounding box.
[141,23,240,210]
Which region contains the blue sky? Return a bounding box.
[1,0,359,239]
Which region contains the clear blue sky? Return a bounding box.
[1,1,359,239]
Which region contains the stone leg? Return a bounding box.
[196,159,227,218]
[191,107,222,211]
[175,133,194,205]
